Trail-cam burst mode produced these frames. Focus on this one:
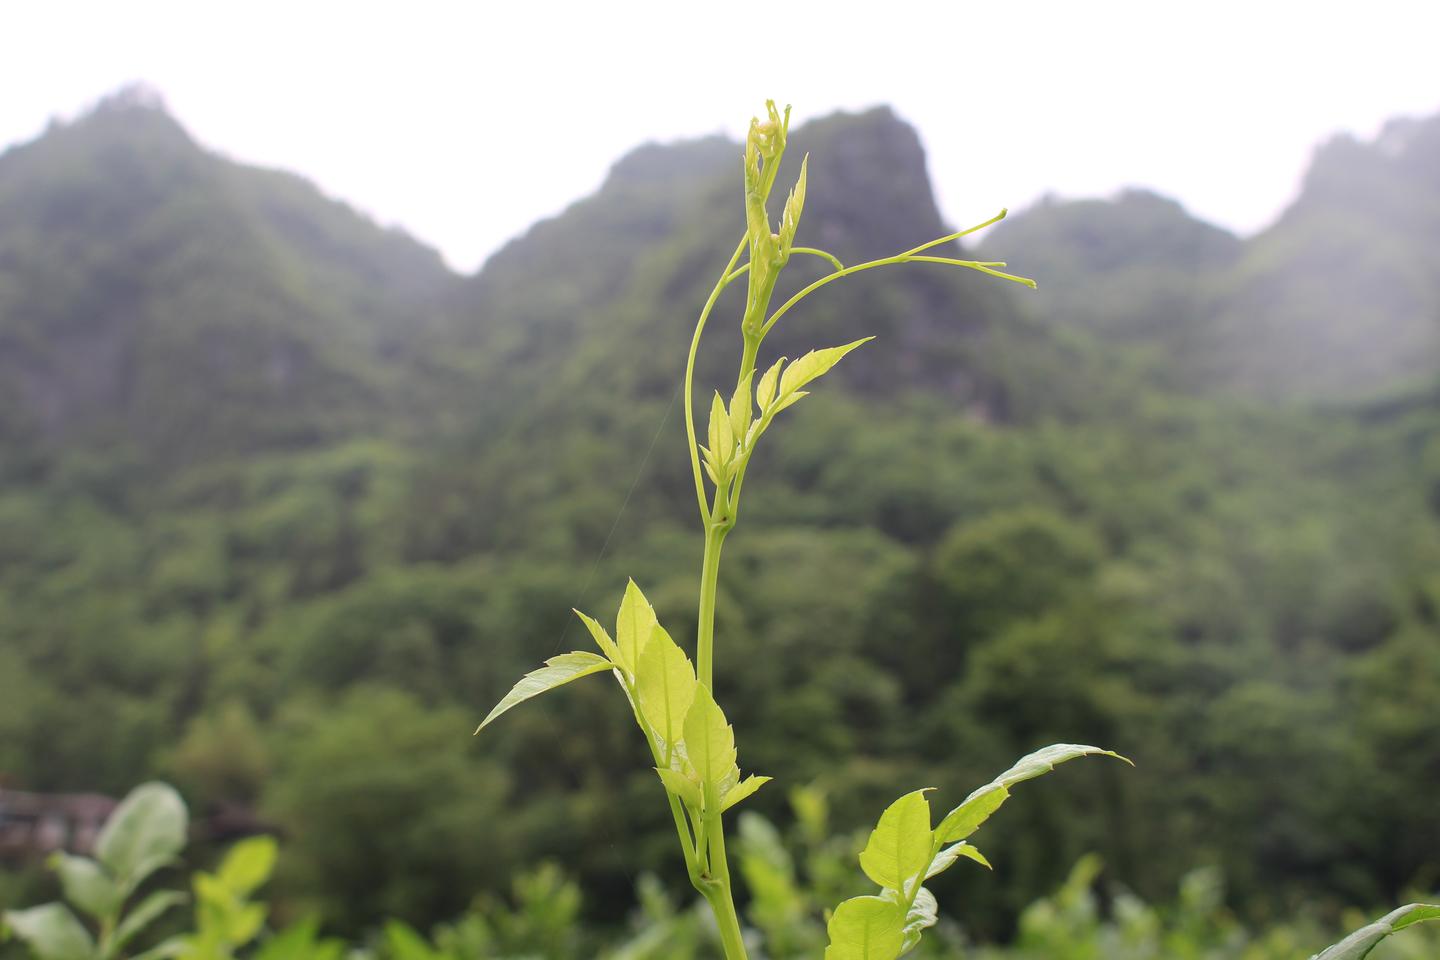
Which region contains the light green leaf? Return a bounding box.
[777,338,872,401]
[728,372,754,449]
[216,835,277,896]
[225,902,266,946]
[112,891,187,952]
[1311,903,1440,960]
[721,774,772,812]
[858,789,934,893]
[252,917,345,960]
[682,685,736,789]
[128,935,186,960]
[824,895,905,960]
[655,767,702,811]
[475,651,611,733]
[384,920,444,960]
[773,390,809,413]
[779,155,808,256]
[616,580,658,672]
[708,392,734,466]
[756,358,784,411]
[47,854,116,920]
[926,841,991,879]
[573,609,622,667]
[635,625,697,748]
[2,904,95,960]
[900,886,938,955]
[94,782,188,892]
[936,743,1129,843]
[934,784,1007,844]
[1391,903,1440,931]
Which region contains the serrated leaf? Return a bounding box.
[95,782,188,892]
[48,853,116,919]
[756,358,784,410]
[216,835,277,896]
[728,373,754,449]
[636,625,697,748]
[858,789,934,894]
[824,895,906,960]
[773,390,809,413]
[709,392,734,465]
[900,886,938,954]
[616,580,658,671]
[112,890,187,952]
[779,154,808,256]
[573,609,622,668]
[683,685,736,790]
[721,774,771,812]
[475,651,611,733]
[1311,903,1440,960]
[2,904,95,960]
[934,784,1008,844]
[655,767,702,811]
[936,743,1129,843]
[926,841,991,879]
[777,338,872,401]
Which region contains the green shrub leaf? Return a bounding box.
[900,886,938,954]
[926,841,991,879]
[728,372,754,449]
[721,774,772,812]
[616,580,658,673]
[47,854,116,920]
[683,684,737,790]
[708,392,733,468]
[94,782,188,893]
[636,625,697,748]
[1312,903,1440,960]
[112,891,186,953]
[824,895,905,960]
[655,767,702,811]
[475,651,611,733]
[858,789,934,894]
[2,904,95,960]
[572,609,622,668]
[216,835,278,896]
[756,358,785,411]
[936,744,1128,843]
[777,338,872,401]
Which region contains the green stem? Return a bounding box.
[702,830,748,959]
[686,235,749,524]
[695,525,727,690]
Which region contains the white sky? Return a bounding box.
[5,1,1438,273]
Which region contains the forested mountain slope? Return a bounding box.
[981,112,1440,400]
[0,87,454,478]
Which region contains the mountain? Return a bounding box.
[978,189,1240,351]
[983,113,1440,400]
[1211,114,1440,398]
[0,86,455,479]
[443,106,1073,418]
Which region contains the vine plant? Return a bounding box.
[477,101,1128,959]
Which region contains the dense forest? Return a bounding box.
[1,88,1437,948]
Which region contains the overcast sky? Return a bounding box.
[5,1,1438,272]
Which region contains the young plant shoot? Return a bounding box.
[477,101,1126,960]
